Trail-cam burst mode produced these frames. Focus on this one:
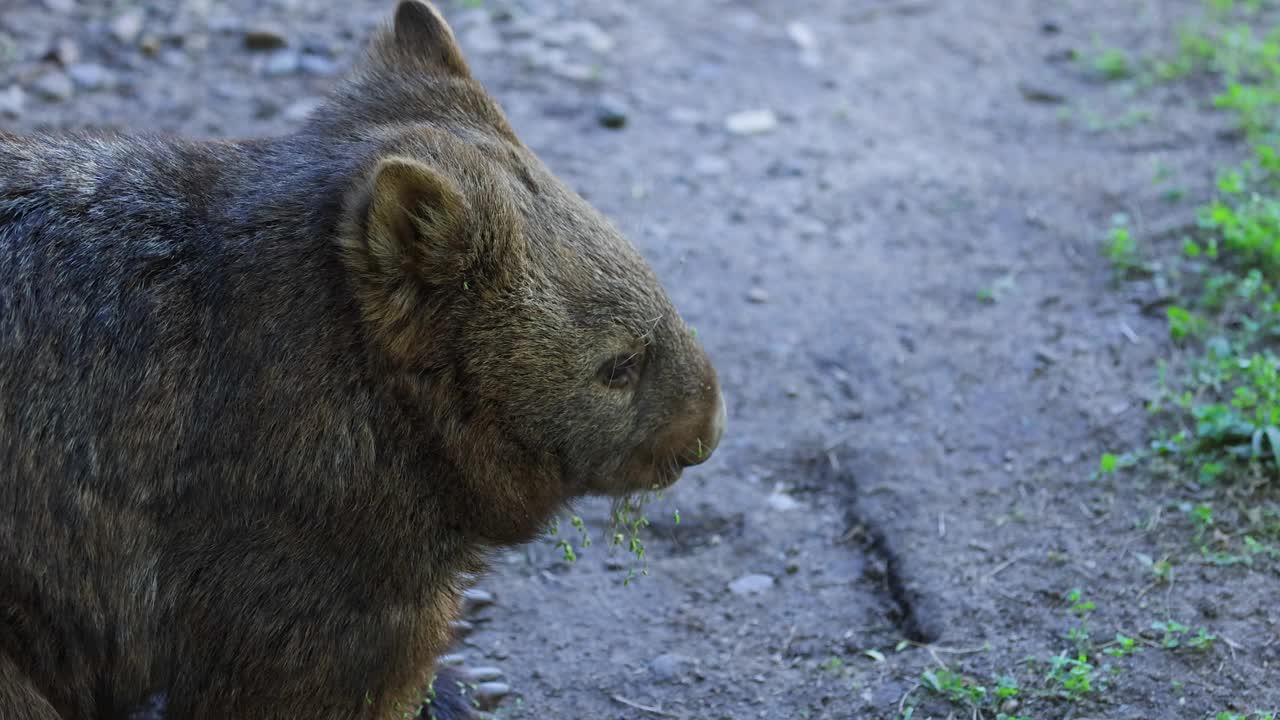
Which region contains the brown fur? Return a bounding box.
[0,2,725,718]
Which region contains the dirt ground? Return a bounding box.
[3,0,1278,718]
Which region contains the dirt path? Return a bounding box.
[3,0,1277,717]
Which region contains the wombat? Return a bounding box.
[0,2,725,718]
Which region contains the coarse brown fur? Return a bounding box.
[0,2,725,718]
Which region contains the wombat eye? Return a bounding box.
[597,352,642,389]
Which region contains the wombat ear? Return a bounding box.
[363,156,471,285]
[392,0,472,78]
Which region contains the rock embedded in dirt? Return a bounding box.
[766,488,800,511]
[67,63,115,92]
[31,71,74,102]
[471,682,511,710]
[461,666,505,683]
[650,653,694,682]
[0,85,25,118]
[1017,81,1066,104]
[244,25,289,51]
[725,108,778,135]
[786,21,817,51]
[729,573,775,595]
[260,51,300,77]
[746,287,770,304]
[595,94,628,129]
[298,53,339,77]
[462,587,496,613]
[46,37,79,67]
[109,10,146,45]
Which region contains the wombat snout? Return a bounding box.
[677,391,726,468]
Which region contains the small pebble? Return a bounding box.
[726,108,778,135]
[46,37,80,67]
[244,25,288,51]
[261,51,300,77]
[766,489,799,511]
[461,666,504,683]
[596,94,628,129]
[299,53,339,76]
[67,63,114,92]
[650,653,692,682]
[31,72,74,102]
[110,10,146,45]
[786,21,817,51]
[746,287,769,304]
[462,587,496,612]
[0,85,26,118]
[729,573,775,596]
[471,682,511,711]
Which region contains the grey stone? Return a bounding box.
[726,109,778,135]
[67,63,114,92]
[0,85,25,118]
[786,21,817,51]
[244,25,288,51]
[650,653,693,682]
[462,587,496,612]
[260,51,300,77]
[470,682,511,710]
[298,53,339,76]
[728,573,774,595]
[110,10,146,45]
[31,71,74,102]
[746,287,770,304]
[47,37,80,67]
[596,94,628,130]
[461,666,504,683]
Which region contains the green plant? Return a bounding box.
[920,668,987,706]
[1103,633,1139,658]
[1045,651,1101,699]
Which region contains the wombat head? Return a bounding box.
[332,2,724,523]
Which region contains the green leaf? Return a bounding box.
[1100,453,1118,473]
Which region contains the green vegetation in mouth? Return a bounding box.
[542,493,661,585]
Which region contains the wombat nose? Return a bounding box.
[678,392,726,468]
